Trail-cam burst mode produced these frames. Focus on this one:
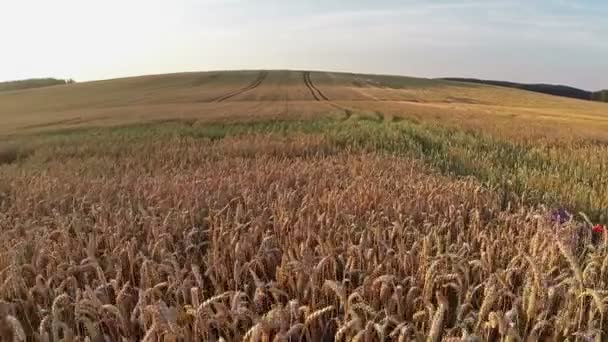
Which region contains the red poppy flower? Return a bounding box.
[593,225,605,233]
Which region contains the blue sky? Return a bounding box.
[1,0,607,89]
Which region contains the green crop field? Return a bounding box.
[1,70,608,341]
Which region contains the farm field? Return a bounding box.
[1,70,608,341]
[1,70,608,140]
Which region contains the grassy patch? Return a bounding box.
[0,145,18,165]
[0,144,31,166]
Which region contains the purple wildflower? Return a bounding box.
[551,208,571,225]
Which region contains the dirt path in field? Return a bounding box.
[302,72,329,101]
[211,71,268,102]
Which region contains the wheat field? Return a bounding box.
[1,71,608,341]
[1,70,607,140]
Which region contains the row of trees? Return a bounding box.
[444,78,608,103]
[0,78,75,92]
[592,90,608,102]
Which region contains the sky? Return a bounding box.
[1,0,607,90]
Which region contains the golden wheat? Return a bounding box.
[0,132,606,341]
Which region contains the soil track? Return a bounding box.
[211,71,268,102]
[303,72,329,101]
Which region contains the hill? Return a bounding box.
[0,70,607,138]
[0,78,74,92]
[441,77,597,100]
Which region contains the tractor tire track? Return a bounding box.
[302,71,319,101]
[210,71,268,103]
[307,72,329,101]
[302,71,355,119]
[302,72,329,101]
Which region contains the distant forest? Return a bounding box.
[0,78,75,92]
[442,78,607,103]
[592,90,608,102]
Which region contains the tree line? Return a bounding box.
[442,78,607,103]
[592,90,608,102]
[0,78,75,92]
